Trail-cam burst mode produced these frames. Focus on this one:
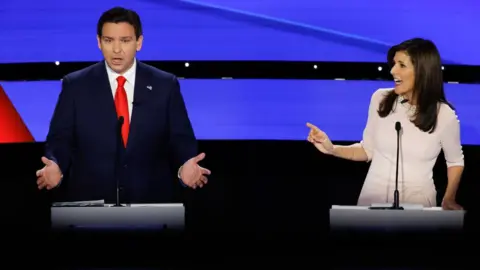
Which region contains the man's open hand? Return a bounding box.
[180,153,211,189]
[36,156,62,190]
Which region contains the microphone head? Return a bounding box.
[118,116,124,125]
[395,121,401,131]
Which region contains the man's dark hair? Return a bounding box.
[378,38,453,133]
[97,7,143,39]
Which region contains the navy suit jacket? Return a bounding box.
[45,60,198,203]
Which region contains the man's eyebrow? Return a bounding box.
[101,36,134,40]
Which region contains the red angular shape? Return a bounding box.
[0,84,35,143]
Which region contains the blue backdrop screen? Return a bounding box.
[2,79,479,145]
[1,0,478,64]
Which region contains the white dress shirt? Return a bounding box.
[357,88,464,207]
[105,60,136,121]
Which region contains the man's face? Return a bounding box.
[97,22,143,74]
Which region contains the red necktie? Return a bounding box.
[114,76,129,147]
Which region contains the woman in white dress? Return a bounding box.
[307,38,464,210]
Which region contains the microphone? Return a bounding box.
[118,116,124,131]
[111,116,125,207]
[132,100,141,106]
[392,121,404,210]
[369,121,404,210]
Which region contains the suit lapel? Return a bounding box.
[127,60,152,151]
[92,61,118,126]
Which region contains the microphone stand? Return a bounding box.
[111,116,125,207]
[369,121,404,210]
[391,121,404,210]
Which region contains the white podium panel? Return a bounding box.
[51,203,185,230]
[330,205,465,231]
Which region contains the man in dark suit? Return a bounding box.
[36,7,210,203]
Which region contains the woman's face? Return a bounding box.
[390,51,415,101]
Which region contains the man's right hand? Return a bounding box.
[36,156,62,190]
[306,122,335,155]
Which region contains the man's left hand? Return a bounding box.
[180,153,211,189]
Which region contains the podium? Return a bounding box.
[51,203,185,230]
[50,203,186,266]
[330,204,465,231]
[328,204,468,264]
